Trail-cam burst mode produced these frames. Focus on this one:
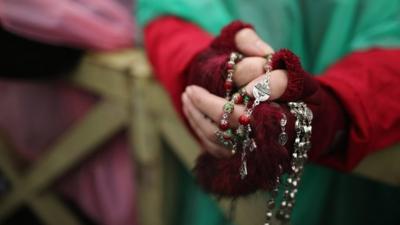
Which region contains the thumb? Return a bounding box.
[235,28,274,56]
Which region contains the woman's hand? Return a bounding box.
[183,28,289,157]
[182,70,286,158]
[182,86,245,158]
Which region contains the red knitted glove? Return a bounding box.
[188,22,346,197]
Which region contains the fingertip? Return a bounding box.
[190,86,211,101]
[181,92,188,103]
[255,40,273,56]
[235,28,273,56]
[269,69,288,100]
[243,41,270,57]
[185,86,193,95]
[190,85,206,93]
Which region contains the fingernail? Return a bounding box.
[182,92,188,102]
[254,40,270,55]
[187,86,194,95]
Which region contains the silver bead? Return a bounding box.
[305,107,313,121]
[250,140,257,151]
[280,116,287,126]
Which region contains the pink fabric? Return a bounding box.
[0,0,134,50]
[0,1,137,223]
[0,80,137,225]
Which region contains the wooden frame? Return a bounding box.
[0,50,134,225]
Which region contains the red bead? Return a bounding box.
[224,80,233,91]
[226,62,234,70]
[219,120,229,131]
[239,114,251,125]
[233,94,243,104]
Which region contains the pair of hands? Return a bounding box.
[182,28,289,158]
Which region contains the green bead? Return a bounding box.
[224,128,233,137]
[223,102,234,113]
[243,95,250,104]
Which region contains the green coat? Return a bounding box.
[138,1,400,224]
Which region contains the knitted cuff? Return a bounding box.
[271,49,318,101]
[186,48,230,97]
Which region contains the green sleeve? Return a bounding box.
[311,0,400,72]
[136,0,234,34]
[351,0,400,49]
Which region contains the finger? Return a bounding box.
[185,86,245,128]
[234,57,266,87]
[235,28,274,56]
[182,93,231,158]
[183,92,218,144]
[186,110,228,158]
[183,98,231,158]
[243,69,288,100]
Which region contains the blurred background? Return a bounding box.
[0,1,399,225]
